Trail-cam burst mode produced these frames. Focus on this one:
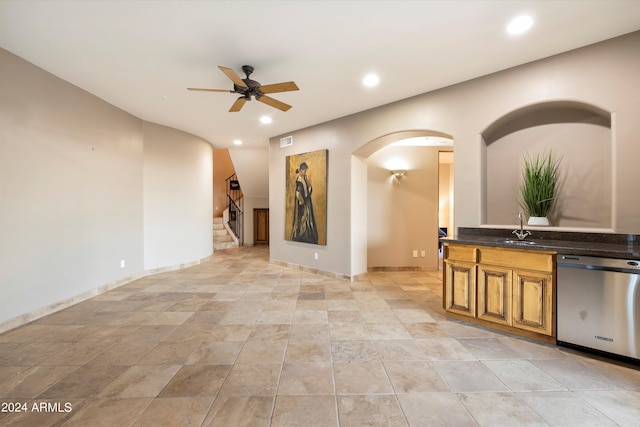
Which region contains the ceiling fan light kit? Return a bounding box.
[187,65,299,112]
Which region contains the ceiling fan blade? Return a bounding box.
[219,66,248,89]
[258,81,299,94]
[187,88,233,93]
[257,95,292,112]
[229,97,246,112]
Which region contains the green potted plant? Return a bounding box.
[518,151,561,226]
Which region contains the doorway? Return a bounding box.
[438,151,454,261]
[254,208,269,245]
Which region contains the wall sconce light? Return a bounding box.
[390,170,407,178]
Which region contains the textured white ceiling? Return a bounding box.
[1,0,639,149]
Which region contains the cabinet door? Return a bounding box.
[512,270,554,336]
[444,261,476,317]
[477,265,512,326]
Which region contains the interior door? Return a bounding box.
[254,208,269,245]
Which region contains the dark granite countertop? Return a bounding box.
[441,227,640,260]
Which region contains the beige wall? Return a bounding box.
[367,145,441,270]
[270,31,640,278]
[0,48,213,327]
[143,122,213,271]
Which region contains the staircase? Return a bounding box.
[213,217,238,250]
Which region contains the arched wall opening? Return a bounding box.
[480,100,613,229]
[353,130,454,271]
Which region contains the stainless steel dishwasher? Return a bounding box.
[557,254,640,363]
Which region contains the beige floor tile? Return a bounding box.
[333,362,393,394]
[208,324,253,342]
[517,391,619,426]
[116,325,176,343]
[133,396,213,426]
[271,395,338,427]
[38,364,129,398]
[531,357,621,390]
[329,322,370,340]
[159,364,231,397]
[79,325,141,343]
[248,324,291,341]
[397,393,477,427]
[87,340,157,366]
[289,324,330,341]
[337,395,407,426]
[331,340,379,363]
[458,337,522,360]
[416,337,477,361]
[203,395,274,427]
[483,359,566,391]
[186,340,243,365]
[136,338,201,365]
[256,310,294,324]
[284,340,331,363]
[367,322,412,339]
[218,363,282,396]
[384,361,450,393]
[0,365,78,398]
[278,362,334,395]
[328,310,362,322]
[459,392,547,427]
[0,342,66,366]
[576,389,640,426]
[374,339,428,361]
[292,310,329,324]
[431,361,509,393]
[63,397,152,427]
[99,364,180,398]
[393,308,436,323]
[235,340,287,364]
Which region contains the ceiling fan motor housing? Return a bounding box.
[234,78,262,100]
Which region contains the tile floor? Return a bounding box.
[1,246,639,426]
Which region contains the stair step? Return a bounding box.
[214,235,234,243]
[214,241,238,250]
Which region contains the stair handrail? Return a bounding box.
[226,194,243,245]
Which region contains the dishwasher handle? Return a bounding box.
[558,254,640,273]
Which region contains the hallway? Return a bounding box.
[1,246,639,426]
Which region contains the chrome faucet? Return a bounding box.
[512,213,532,241]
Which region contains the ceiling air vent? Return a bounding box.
[280,136,293,148]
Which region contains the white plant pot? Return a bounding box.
[527,216,549,226]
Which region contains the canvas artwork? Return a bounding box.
[285,149,328,245]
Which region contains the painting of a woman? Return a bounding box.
[290,162,319,244]
[285,149,327,245]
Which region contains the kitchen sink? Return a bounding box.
[499,239,537,245]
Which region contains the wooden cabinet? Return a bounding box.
[443,243,556,341]
[444,261,476,317]
[477,265,512,326]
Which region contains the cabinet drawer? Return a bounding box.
[478,247,554,272]
[444,244,477,263]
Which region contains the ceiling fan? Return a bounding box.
[187,65,299,112]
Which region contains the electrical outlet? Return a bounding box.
[421,250,426,257]
[412,250,418,258]
[314,252,318,260]
[120,259,125,268]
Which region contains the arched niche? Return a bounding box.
[481,100,613,229]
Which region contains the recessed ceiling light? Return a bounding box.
[260,116,272,124]
[507,15,534,35]
[362,73,380,87]
[233,139,242,146]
